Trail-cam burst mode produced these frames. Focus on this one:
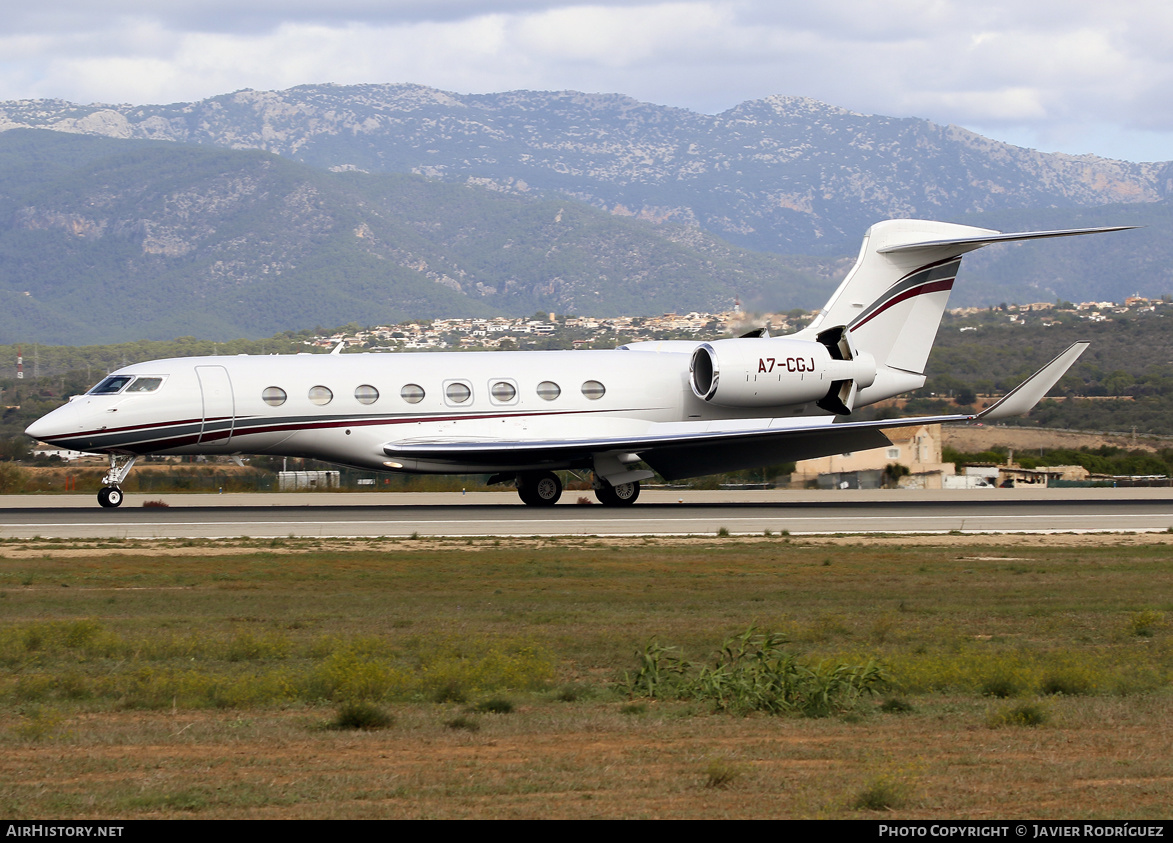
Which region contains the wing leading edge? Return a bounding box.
[382,343,1089,481]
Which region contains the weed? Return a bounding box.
[979,666,1030,698]
[717,527,730,537]
[879,697,915,714]
[307,650,405,702]
[331,702,393,730]
[445,715,480,732]
[11,706,67,741]
[142,499,170,508]
[1128,610,1166,638]
[852,773,913,811]
[432,681,467,704]
[619,702,647,715]
[621,627,888,717]
[553,684,590,702]
[473,697,514,714]
[1040,664,1097,696]
[703,758,743,789]
[620,641,692,698]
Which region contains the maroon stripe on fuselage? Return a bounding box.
[60,416,231,441]
[65,407,640,449]
[196,407,632,442]
[851,278,955,331]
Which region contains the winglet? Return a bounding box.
[977,342,1089,421]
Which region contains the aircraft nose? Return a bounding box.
[25,402,82,443]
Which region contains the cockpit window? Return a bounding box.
[89,376,134,395]
[125,377,164,393]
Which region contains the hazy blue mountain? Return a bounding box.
[3,84,1168,256]
[2,86,1171,344]
[0,130,832,344]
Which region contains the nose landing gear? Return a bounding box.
[97,454,137,509]
[97,486,124,508]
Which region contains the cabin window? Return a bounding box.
[581,380,606,400]
[400,384,425,404]
[445,381,472,404]
[125,377,164,393]
[309,386,333,406]
[262,387,287,406]
[354,385,379,405]
[490,380,517,403]
[536,381,561,401]
[89,376,133,395]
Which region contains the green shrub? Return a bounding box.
[1039,665,1097,696]
[445,715,480,732]
[879,697,915,714]
[979,667,1030,698]
[331,702,393,730]
[703,759,743,789]
[432,681,467,704]
[473,697,514,714]
[620,627,888,717]
[1129,610,1166,638]
[852,774,913,811]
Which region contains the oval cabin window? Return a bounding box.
[400,384,425,404]
[536,381,561,401]
[445,382,472,404]
[491,381,517,402]
[309,386,333,406]
[354,384,379,405]
[262,387,287,406]
[581,380,606,400]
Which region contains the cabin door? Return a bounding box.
[196,365,235,446]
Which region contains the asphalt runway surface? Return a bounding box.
[1,488,1171,539]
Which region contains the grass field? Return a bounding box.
[1,534,1170,819]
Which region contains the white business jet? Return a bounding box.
[25,219,1132,508]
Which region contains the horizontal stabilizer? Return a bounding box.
[977,342,1089,421]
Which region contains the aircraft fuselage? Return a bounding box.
[27,345,841,475]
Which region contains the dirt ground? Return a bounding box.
[944,424,1173,454]
[2,530,1171,561]
[4,702,1169,819]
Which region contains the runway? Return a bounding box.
[1,488,1171,539]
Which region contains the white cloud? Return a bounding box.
[1,0,1171,161]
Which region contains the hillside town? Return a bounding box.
[306,295,1171,352]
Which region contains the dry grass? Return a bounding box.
[0,535,1170,818]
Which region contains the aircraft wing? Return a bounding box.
[383,343,1087,481]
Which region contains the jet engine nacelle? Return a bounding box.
[689,337,877,410]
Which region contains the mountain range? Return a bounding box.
[1,84,1169,343]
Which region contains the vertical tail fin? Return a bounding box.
[802,219,1135,403]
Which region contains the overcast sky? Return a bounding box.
[3,1,1171,162]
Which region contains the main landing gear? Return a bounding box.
[97,454,137,508]
[594,479,640,506]
[510,471,641,507]
[516,471,563,506]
